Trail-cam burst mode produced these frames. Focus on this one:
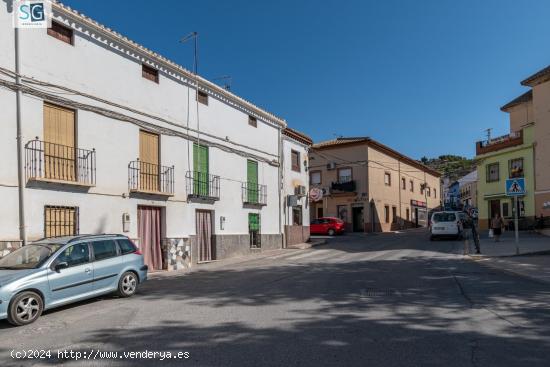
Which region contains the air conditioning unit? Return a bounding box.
[295,185,307,196]
[327,162,336,170]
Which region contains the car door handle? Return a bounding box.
[85,268,91,273]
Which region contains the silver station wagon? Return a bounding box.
[0,234,148,326]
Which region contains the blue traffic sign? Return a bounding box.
[506,178,525,196]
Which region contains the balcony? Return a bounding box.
[476,131,523,155]
[242,182,267,206]
[128,160,174,196]
[25,138,96,187]
[331,176,356,192]
[185,171,220,201]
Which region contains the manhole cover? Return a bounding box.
[361,288,398,297]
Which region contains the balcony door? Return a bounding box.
[193,143,209,196]
[43,104,76,181]
[247,160,258,203]
[139,130,160,192]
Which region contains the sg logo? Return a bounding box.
[18,2,45,22]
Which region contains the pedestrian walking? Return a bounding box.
[491,213,505,242]
[472,220,481,254]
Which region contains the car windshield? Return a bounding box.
[432,213,457,223]
[0,244,63,269]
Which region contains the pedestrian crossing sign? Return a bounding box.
[505,178,525,196]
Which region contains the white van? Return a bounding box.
[430,211,463,240]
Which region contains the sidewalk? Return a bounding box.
[473,255,550,284]
[468,231,550,284]
[470,231,550,257]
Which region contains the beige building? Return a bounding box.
[309,138,441,232]
[518,66,550,217]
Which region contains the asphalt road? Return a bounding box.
[1,230,549,366]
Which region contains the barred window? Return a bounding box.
[44,206,79,238]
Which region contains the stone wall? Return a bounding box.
[190,234,283,264]
[0,241,23,258]
[285,225,310,246]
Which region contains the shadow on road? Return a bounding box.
[49,255,550,366]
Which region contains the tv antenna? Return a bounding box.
[212,75,232,90]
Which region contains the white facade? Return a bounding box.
[0,3,295,266]
[458,171,478,209]
[281,130,311,246]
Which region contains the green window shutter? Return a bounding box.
[193,143,209,196]
[248,213,260,231]
[247,160,258,203]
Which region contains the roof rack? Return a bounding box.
[68,234,125,243]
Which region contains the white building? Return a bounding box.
[0,2,303,269]
[281,128,312,247]
[458,171,478,209]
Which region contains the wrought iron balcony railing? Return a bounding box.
[186,171,220,201]
[25,138,96,186]
[331,179,356,192]
[242,182,267,206]
[128,160,174,195]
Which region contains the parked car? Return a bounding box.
[0,234,147,326]
[430,211,464,240]
[310,217,345,236]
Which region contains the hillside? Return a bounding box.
[419,155,476,182]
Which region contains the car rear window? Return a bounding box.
[433,213,457,222]
[117,239,137,255]
[92,240,118,260]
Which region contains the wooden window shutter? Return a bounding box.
[44,206,78,237]
[43,103,76,181]
[47,22,73,44]
[197,90,208,105]
[142,64,159,83]
[139,130,160,191]
[247,160,259,203]
[193,143,209,196]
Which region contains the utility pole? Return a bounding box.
[15,26,27,246]
[180,32,200,177]
[515,196,519,254]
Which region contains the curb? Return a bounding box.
[467,249,550,259]
[288,239,327,250]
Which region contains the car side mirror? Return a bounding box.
[54,261,69,272]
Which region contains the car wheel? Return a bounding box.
[328,229,336,236]
[117,271,138,297]
[430,235,435,241]
[7,291,43,326]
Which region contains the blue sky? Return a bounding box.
[62,0,550,159]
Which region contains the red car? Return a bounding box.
[310,217,345,236]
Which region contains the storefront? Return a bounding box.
[411,200,428,227]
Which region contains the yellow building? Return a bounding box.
[309,138,441,232]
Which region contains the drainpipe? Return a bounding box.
[278,128,285,249]
[15,27,27,245]
[398,160,402,229]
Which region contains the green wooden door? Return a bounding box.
[193,143,209,196]
[247,160,258,203]
[248,213,261,248]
